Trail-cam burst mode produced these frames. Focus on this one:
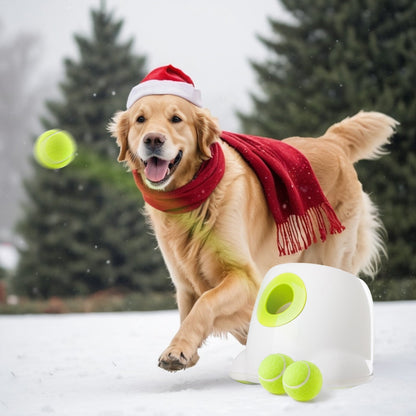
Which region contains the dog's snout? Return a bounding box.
[143,133,166,151]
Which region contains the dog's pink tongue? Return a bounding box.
[144,158,170,182]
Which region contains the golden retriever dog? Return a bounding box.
[110,92,397,372]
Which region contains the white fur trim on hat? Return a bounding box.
[126,79,202,109]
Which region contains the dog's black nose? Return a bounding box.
[143,133,166,151]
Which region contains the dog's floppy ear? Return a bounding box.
[194,107,221,160]
[108,111,130,162]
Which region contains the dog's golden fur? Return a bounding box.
[109,95,397,372]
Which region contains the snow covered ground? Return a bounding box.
[1,301,415,416]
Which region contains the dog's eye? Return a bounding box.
[171,115,182,123]
[137,115,146,123]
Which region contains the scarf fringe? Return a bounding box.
[277,202,345,256]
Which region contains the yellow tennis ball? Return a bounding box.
[283,361,323,401]
[34,129,77,169]
[258,353,294,395]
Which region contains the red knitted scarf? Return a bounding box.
[132,132,344,255]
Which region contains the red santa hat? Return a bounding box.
[126,65,202,109]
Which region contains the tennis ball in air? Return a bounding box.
[34,129,77,169]
[283,360,323,402]
[258,353,294,394]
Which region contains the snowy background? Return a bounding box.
[1,4,414,414]
[1,301,415,416]
[0,0,288,244]
[0,0,287,132]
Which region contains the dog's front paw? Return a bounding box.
[158,347,199,372]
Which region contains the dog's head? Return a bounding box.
[109,95,220,191]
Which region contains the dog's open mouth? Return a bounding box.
[143,151,183,184]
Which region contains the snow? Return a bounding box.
[1,302,415,416]
[0,243,19,270]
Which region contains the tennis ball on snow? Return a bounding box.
[283,360,323,401]
[34,129,77,169]
[258,353,294,394]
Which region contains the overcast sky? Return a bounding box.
[1,0,290,131]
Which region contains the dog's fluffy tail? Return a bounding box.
[324,111,398,279]
[324,111,399,163]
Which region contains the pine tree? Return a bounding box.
[43,4,146,159]
[239,0,416,283]
[14,5,170,300]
